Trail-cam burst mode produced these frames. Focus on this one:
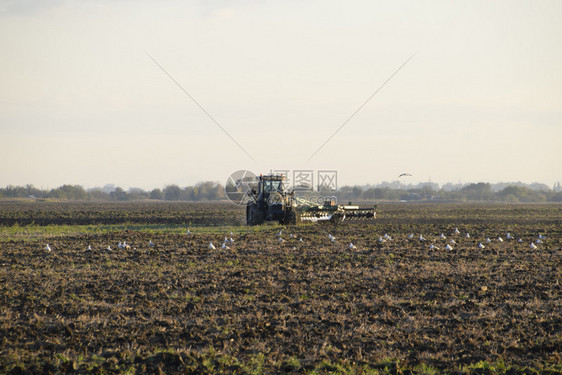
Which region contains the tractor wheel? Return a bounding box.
[282,210,298,225]
[247,204,264,226]
[253,206,264,225]
[246,205,252,225]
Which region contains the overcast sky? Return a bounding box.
[1,0,560,190]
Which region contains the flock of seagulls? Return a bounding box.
[311,227,549,253]
[118,241,131,249]
[316,227,550,253]
[42,225,550,254]
[398,228,547,251]
[276,229,304,246]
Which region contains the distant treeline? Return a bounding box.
[335,181,562,203]
[1,181,561,203]
[0,182,226,202]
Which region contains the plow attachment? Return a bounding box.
[294,198,376,224]
[339,206,377,221]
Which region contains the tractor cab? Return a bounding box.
[247,174,293,225]
[259,176,285,200]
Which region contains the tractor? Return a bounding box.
[246,174,376,225]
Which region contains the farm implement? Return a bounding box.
[245,174,376,225]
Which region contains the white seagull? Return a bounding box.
[429,244,439,250]
[87,245,92,251]
[486,238,492,243]
[419,234,426,241]
[445,244,453,251]
[440,233,447,240]
[530,242,538,250]
[208,242,216,250]
[149,240,155,247]
[407,233,415,239]
[221,242,230,250]
[478,242,485,249]
[453,228,460,234]
[465,233,470,238]
[45,244,52,252]
[506,232,514,240]
[348,243,357,250]
[497,237,504,243]
[328,234,336,242]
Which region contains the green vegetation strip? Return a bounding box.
[3,347,559,374]
[0,223,276,242]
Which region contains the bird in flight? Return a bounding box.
[398,173,412,178]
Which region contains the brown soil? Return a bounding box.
[0,202,560,373]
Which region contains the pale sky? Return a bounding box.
[1,0,561,190]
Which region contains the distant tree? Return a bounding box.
[373,187,400,201]
[127,188,148,200]
[496,185,545,202]
[460,182,494,201]
[528,182,550,192]
[363,188,376,200]
[548,191,562,202]
[109,187,128,201]
[164,185,182,201]
[337,186,354,202]
[88,188,110,200]
[415,182,440,191]
[503,194,520,203]
[50,185,87,200]
[181,186,195,200]
[3,185,26,197]
[192,182,224,201]
[149,188,164,200]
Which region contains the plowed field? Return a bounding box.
[0,202,560,374]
